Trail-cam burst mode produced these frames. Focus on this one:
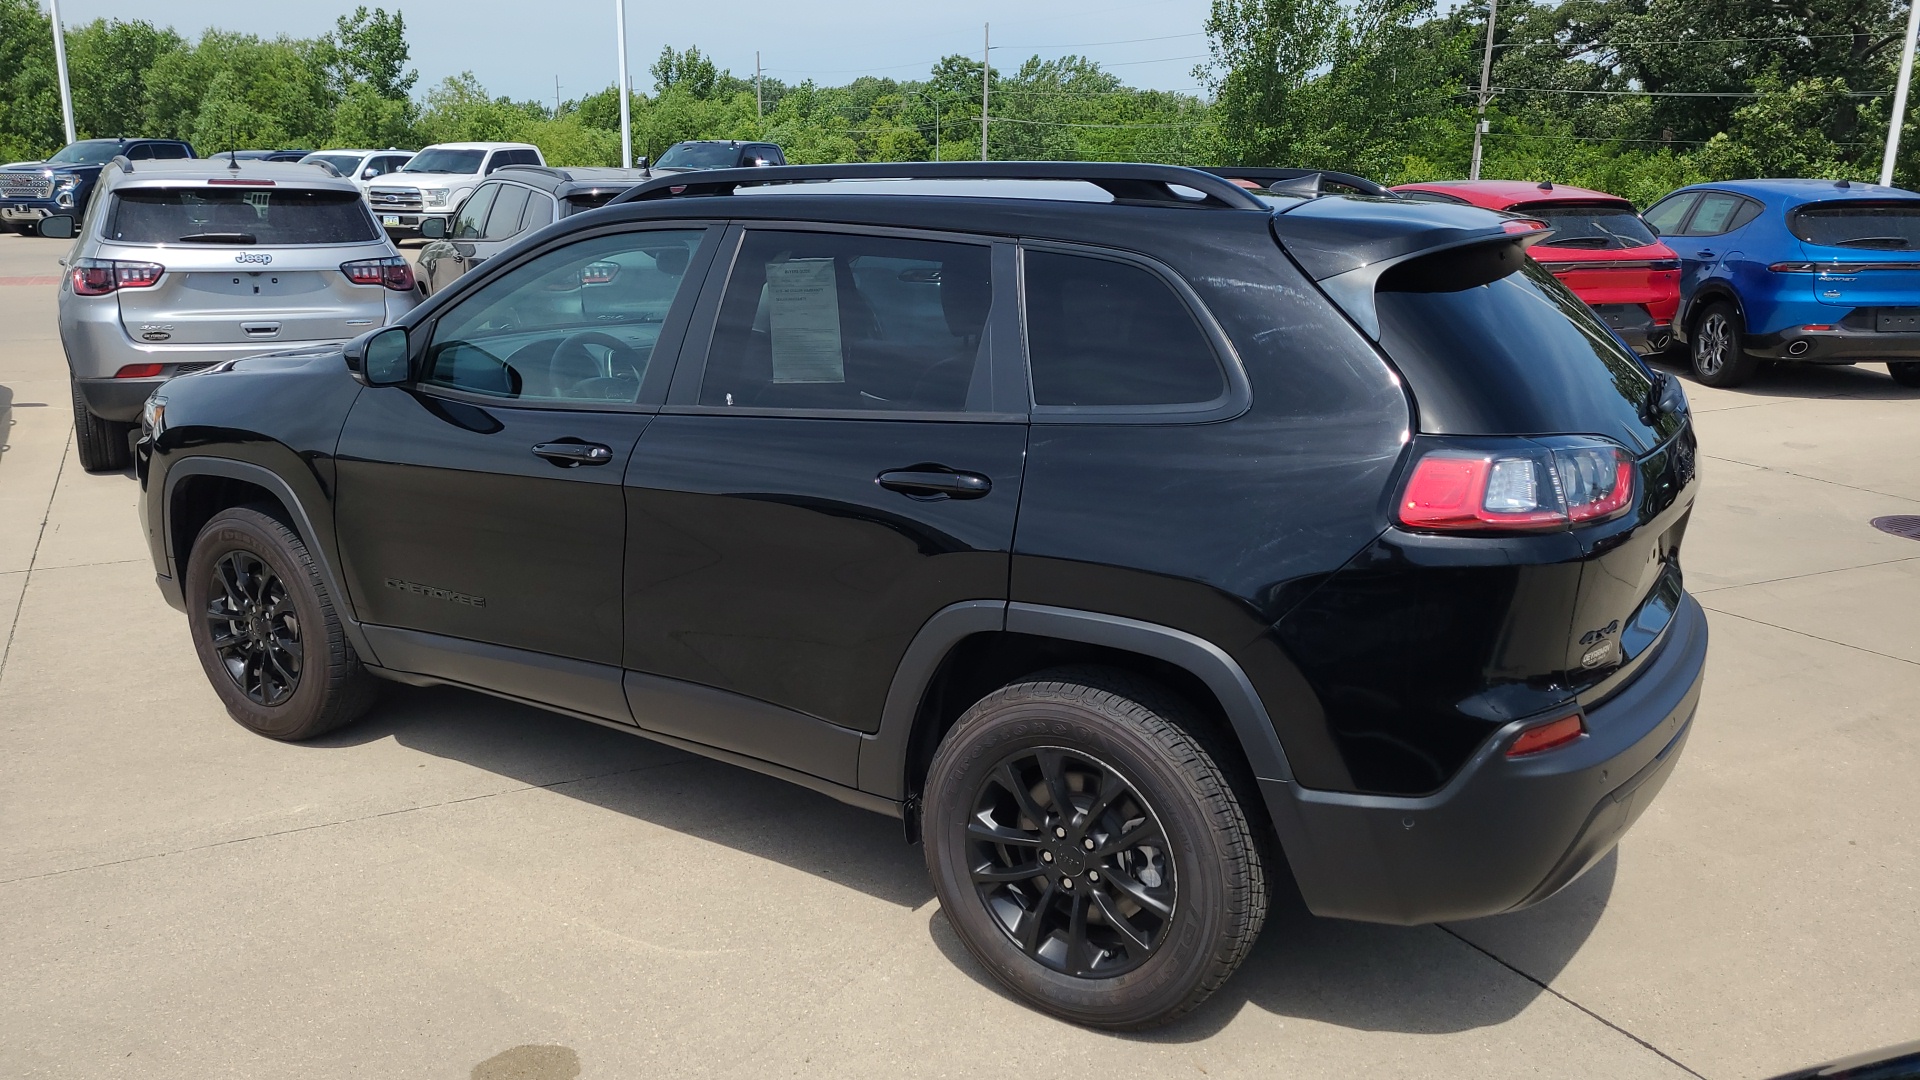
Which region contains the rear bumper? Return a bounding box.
[1589,304,1672,355]
[1263,593,1707,925]
[1747,325,1920,362]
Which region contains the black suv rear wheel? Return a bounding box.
[923,668,1268,1029]
[185,507,379,740]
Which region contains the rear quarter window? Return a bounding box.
[1790,200,1920,250]
[1023,250,1225,408]
[107,187,380,245]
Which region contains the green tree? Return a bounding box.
[325,6,415,99]
[0,0,60,160]
[65,18,186,141]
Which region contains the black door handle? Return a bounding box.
[532,441,612,466]
[876,467,992,500]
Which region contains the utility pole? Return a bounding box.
[1470,0,1497,180]
[756,51,763,127]
[615,0,632,168]
[47,0,76,143]
[981,23,990,161]
[1881,0,1920,185]
[555,76,563,119]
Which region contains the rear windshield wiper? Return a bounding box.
[1540,236,1615,248]
[176,232,258,244]
[1834,236,1911,248]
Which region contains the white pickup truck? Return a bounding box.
[365,142,544,238]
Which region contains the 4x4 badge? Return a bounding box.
[1579,619,1620,646]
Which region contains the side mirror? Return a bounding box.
[362,167,378,180]
[419,217,447,239]
[36,215,75,239]
[352,326,412,387]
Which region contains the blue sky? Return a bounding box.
[49,0,1219,103]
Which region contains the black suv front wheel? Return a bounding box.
[923,669,1268,1029]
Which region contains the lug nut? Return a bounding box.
[1055,827,1066,838]
[1041,851,1053,863]
[1083,838,1095,851]
[1060,877,1074,890]
[1087,870,1100,882]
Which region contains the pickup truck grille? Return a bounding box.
[368,188,423,212]
[1,174,54,199]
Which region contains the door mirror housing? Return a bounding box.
[36,215,75,239]
[351,326,412,387]
[361,167,378,180]
[419,216,447,239]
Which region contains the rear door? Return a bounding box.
[103,183,393,346]
[1791,199,1920,315]
[622,225,1027,758]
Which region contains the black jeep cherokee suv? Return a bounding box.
[137,163,1706,1029]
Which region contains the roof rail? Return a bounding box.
[606,162,1270,210]
[110,154,134,174]
[308,159,342,178]
[1197,167,1398,200]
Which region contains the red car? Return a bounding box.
[1391,180,1681,355]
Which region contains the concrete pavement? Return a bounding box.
[1,232,1915,1079]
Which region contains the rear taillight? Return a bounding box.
[114,363,164,379]
[341,256,415,291]
[69,258,164,296]
[1507,714,1586,757]
[1396,441,1636,534]
[580,261,620,285]
[1769,262,1817,273]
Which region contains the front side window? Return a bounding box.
[107,188,379,245]
[1023,250,1224,408]
[1642,193,1699,236]
[483,184,531,240]
[699,230,994,412]
[1681,193,1749,236]
[450,183,498,240]
[1790,200,1920,250]
[423,229,704,403]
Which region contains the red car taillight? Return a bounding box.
[70,258,164,296]
[1397,441,1636,534]
[340,256,415,291]
[1507,714,1586,757]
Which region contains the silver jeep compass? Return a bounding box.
[42,156,420,471]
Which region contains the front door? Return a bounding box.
[622,227,1027,759]
[334,224,717,692]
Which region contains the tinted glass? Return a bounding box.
[450,184,497,239]
[1400,190,1469,204]
[425,229,703,403]
[564,191,620,215]
[1790,201,1920,249]
[151,144,190,159]
[1642,193,1698,236]
[125,144,154,161]
[701,230,993,412]
[1024,250,1223,407]
[521,192,557,231]
[405,148,484,174]
[483,184,531,239]
[1527,205,1657,250]
[656,143,741,168]
[107,188,379,245]
[1374,244,1662,452]
[1682,193,1747,235]
[306,154,363,176]
[48,140,121,165]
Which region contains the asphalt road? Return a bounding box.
[2,232,1916,1080]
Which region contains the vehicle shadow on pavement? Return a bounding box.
[1648,353,1916,400]
[928,848,1616,1040]
[314,683,935,909]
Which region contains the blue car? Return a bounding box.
[1646,178,1920,388]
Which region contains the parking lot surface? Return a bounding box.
[2,232,1916,1079]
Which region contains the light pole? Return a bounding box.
[901,90,942,161]
[615,0,632,168]
[1470,0,1497,180]
[48,0,76,144]
[1881,0,1920,185]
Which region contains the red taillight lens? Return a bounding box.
[114,363,164,378]
[341,257,415,291]
[1397,443,1636,534]
[1556,445,1636,524]
[580,261,620,285]
[70,258,163,295]
[1507,714,1586,757]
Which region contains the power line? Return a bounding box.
[997,31,1208,50]
[1495,32,1879,51]
[1488,84,1894,98]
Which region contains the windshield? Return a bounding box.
[1525,205,1658,250]
[1790,201,1920,250]
[656,143,741,169]
[107,188,380,245]
[403,148,485,174]
[304,154,364,176]
[47,140,123,166]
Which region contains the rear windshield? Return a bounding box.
[1790,201,1920,250]
[1374,242,1664,452]
[404,148,485,174]
[563,191,620,215]
[1525,205,1657,250]
[107,188,380,245]
[656,143,740,169]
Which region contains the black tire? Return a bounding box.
[924,667,1268,1029]
[185,506,379,740]
[70,378,132,473]
[1889,362,1920,388]
[1690,301,1759,388]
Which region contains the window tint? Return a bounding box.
[564,191,620,215]
[700,230,993,412]
[425,229,704,403]
[657,143,742,169]
[107,188,379,245]
[483,184,531,239]
[1682,193,1746,236]
[405,148,483,174]
[1728,199,1763,231]
[1526,205,1657,250]
[1642,193,1698,236]
[149,143,190,160]
[1789,200,1920,249]
[125,144,154,161]
[522,191,557,231]
[1023,250,1224,407]
[307,153,362,176]
[48,140,120,165]
[450,183,497,239]
[1400,189,1469,204]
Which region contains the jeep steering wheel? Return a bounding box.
[552,330,644,399]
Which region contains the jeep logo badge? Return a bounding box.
[234,252,272,265]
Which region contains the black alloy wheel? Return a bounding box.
[205,550,302,706]
[968,747,1176,978]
